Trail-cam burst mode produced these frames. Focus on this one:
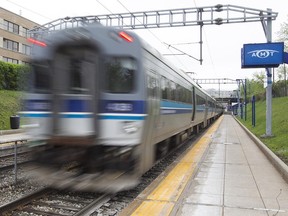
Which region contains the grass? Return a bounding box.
[238,96,288,165]
[0,90,23,130]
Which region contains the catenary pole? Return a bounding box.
[264,9,273,137]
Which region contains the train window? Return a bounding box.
[196,94,206,107]
[170,81,176,101]
[147,75,158,98]
[69,59,94,94]
[161,77,170,100]
[32,62,51,92]
[176,84,181,102]
[105,57,136,93]
[185,89,191,103]
[70,59,82,91]
[180,86,186,103]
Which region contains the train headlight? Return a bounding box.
[122,121,138,134]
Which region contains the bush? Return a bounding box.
[0,61,31,90]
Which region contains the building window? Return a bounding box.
[22,44,31,55]
[3,38,19,52]
[22,61,30,65]
[22,27,29,37]
[3,20,19,34]
[3,57,19,64]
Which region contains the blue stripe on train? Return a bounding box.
[161,100,193,109]
[98,115,146,120]
[99,100,146,114]
[20,113,51,118]
[22,99,199,118]
[160,100,193,115]
[64,100,91,112]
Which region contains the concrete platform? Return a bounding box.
[0,132,28,149]
[120,114,288,216]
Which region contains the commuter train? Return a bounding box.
[22,23,223,192]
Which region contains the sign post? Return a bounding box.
[252,95,256,127]
[266,9,273,137]
[242,40,284,137]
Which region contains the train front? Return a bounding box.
[22,25,146,192]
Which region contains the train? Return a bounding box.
[21,23,223,192]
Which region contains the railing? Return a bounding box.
[0,133,29,184]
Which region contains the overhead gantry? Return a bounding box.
[29,4,278,65]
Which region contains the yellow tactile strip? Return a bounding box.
[128,116,223,216]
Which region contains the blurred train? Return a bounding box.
[21,23,223,192]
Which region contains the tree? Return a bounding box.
[276,17,288,96]
[277,19,288,51]
[244,71,266,101]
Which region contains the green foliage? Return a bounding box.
[0,61,31,91]
[238,97,288,164]
[243,72,266,101]
[0,90,23,130]
[273,80,288,97]
[243,71,288,102]
[277,20,288,51]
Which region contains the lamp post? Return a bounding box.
[236,79,247,121]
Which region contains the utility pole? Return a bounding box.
[262,9,273,137]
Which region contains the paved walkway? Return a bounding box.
[121,115,288,216]
[174,114,288,216]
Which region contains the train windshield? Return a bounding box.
[32,62,51,93]
[69,58,94,94]
[104,57,136,93]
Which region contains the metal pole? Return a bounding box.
[14,141,18,184]
[266,68,272,136]
[284,64,287,96]
[264,8,273,137]
[219,80,221,98]
[244,79,247,121]
[252,95,256,127]
[200,24,203,65]
[237,81,241,116]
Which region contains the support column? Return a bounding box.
[265,9,273,137]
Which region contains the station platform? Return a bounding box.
[120,114,288,216]
[0,131,28,149]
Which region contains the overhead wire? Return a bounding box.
[115,0,189,71]
[5,0,52,22]
[192,0,215,71]
[168,42,200,46]
[95,0,115,15]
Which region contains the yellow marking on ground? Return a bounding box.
[131,200,174,216]
[147,161,197,202]
[130,116,223,216]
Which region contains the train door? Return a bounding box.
[148,72,161,141]
[52,46,99,138]
[203,96,208,127]
[191,86,196,122]
[141,70,161,171]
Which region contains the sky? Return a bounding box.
[2,0,287,91]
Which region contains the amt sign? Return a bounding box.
[241,42,284,68]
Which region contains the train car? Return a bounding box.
[21,23,223,192]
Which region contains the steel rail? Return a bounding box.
[0,188,52,213]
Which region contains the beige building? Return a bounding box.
[0,7,39,64]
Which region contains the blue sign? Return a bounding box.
[242,42,284,68]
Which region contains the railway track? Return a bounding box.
[0,143,46,171]
[0,150,33,171]
[0,126,208,215]
[0,188,113,216]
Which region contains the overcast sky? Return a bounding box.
[2,0,287,90]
